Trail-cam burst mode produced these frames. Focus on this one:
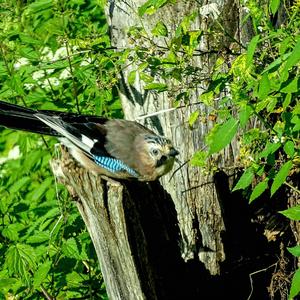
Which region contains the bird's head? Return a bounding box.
[142,134,179,178]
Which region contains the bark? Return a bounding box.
[105,0,241,275]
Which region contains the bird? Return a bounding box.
[0,100,179,181]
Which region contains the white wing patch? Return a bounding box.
[81,135,95,149]
[35,114,93,155]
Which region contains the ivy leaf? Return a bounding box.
[271,160,293,196]
[287,245,300,257]
[249,180,268,203]
[289,268,300,299]
[279,205,300,221]
[232,168,254,191]
[208,118,239,154]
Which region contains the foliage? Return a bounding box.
[0,0,299,298]
[0,0,124,298]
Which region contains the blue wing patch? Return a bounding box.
[93,155,139,177]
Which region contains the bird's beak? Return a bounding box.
[169,148,179,157]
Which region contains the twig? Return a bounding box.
[247,263,277,300]
[41,284,54,300]
[284,181,300,195]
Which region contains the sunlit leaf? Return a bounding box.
[280,205,300,221]
[271,160,293,196]
[232,168,254,191]
[249,180,268,203]
[152,21,168,37]
[144,82,168,92]
[287,245,300,257]
[246,35,260,65]
[269,0,280,14]
[208,118,239,154]
[283,141,295,157]
[62,238,82,260]
[289,268,300,299]
[33,260,52,288]
[189,111,199,127]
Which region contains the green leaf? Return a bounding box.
[27,231,50,244]
[31,177,53,201]
[33,260,51,288]
[2,223,24,241]
[144,82,168,92]
[249,180,268,203]
[258,73,270,100]
[246,35,260,65]
[287,245,300,257]
[281,78,299,93]
[140,72,154,83]
[190,150,207,167]
[62,238,82,260]
[189,111,199,127]
[289,268,300,299]
[152,21,168,37]
[239,104,252,128]
[138,0,169,16]
[208,118,239,154]
[5,244,36,285]
[128,70,137,85]
[284,38,300,73]
[0,278,18,289]
[271,160,293,196]
[232,168,254,191]
[262,52,291,74]
[283,93,292,110]
[283,141,295,157]
[280,205,300,221]
[9,176,31,194]
[269,0,280,14]
[259,142,280,158]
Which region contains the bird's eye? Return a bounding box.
[151,148,159,156]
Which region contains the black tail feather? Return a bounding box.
[0,100,108,136]
[0,101,59,135]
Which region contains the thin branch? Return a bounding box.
[247,263,277,300]
[284,181,300,195]
[41,285,54,300]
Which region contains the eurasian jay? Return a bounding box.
[0,101,179,181]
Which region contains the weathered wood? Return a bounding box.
[105,0,242,274]
[51,149,201,300]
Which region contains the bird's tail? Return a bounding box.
[0,100,59,136]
